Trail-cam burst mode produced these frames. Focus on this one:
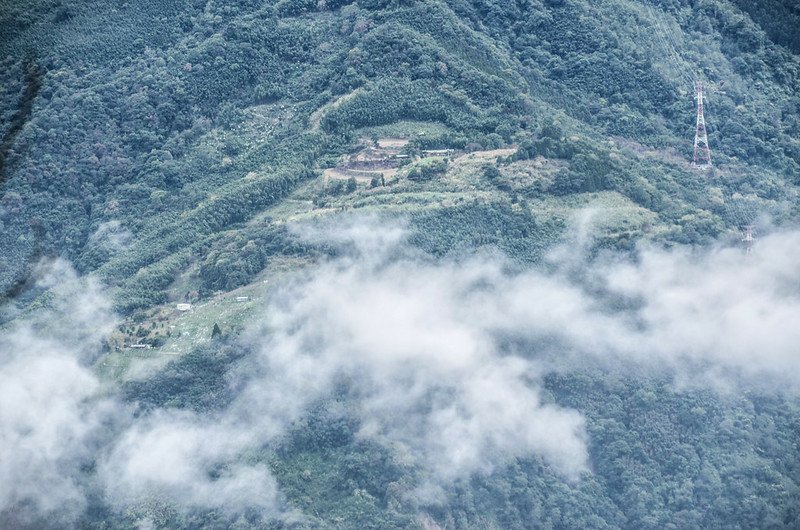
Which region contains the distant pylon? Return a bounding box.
[741,225,755,254]
[692,80,712,170]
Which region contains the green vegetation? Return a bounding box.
[85,343,800,529]
[1,0,799,527]
[406,157,448,181]
[1,0,798,302]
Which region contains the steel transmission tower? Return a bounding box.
[692,80,712,170]
[741,225,755,254]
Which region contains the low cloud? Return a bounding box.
[96,217,591,516]
[0,261,117,525]
[253,218,592,481]
[508,225,800,390]
[100,410,280,514]
[597,230,800,386]
[3,215,800,524]
[88,220,132,252]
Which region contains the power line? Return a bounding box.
[644,2,757,253]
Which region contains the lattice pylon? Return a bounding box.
[692,80,712,170]
[742,225,755,254]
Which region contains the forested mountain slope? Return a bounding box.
[1,0,800,528]
[1,0,798,306]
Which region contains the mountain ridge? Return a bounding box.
[1,1,800,528]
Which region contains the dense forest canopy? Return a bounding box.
[0,0,799,528]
